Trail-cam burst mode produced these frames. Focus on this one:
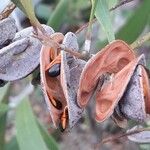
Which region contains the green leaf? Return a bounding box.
[116,0,150,43]
[16,98,48,150]
[95,0,115,43]
[0,103,9,118]
[0,84,10,150]
[11,0,26,14]
[96,0,150,50]
[47,0,68,31]
[38,121,59,150]
[0,84,10,103]
[11,0,38,25]
[4,137,19,150]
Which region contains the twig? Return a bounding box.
[102,127,150,144]
[110,0,134,11]
[95,127,150,149]
[131,32,150,49]
[76,0,135,34]
[0,2,16,20]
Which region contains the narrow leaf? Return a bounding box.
[4,137,19,150]
[0,84,10,150]
[16,98,48,150]
[0,103,9,117]
[116,0,150,43]
[38,122,59,150]
[95,0,115,43]
[47,0,68,31]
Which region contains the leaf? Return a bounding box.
[77,40,135,109]
[0,84,10,150]
[11,0,36,21]
[95,0,115,43]
[16,98,48,150]
[96,0,150,49]
[116,0,150,43]
[0,84,10,102]
[4,137,19,150]
[0,103,9,117]
[47,0,68,31]
[38,122,59,150]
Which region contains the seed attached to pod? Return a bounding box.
[0,79,6,87]
[47,63,61,77]
[59,107,68,132]
[49,96,63,110]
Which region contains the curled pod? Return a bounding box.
[40,33,66,127]
[95,54,145,122]
[77,40,135,108]
[0,25,54,81]
[0,17,17,47]
[119,56,150,122]
[60,32,86,129]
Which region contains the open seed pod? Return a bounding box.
[0,17,17,48]
[40,33,66,127]
[77,40,135,108]
[60,32,86,129]
[95,54,145,122]
[119,55,150,122]
[0,25,54,81]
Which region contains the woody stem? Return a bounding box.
[131,32,150,49]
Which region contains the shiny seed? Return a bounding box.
[48,63,60,77]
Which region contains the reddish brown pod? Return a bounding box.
[40,33,66,127]
[77,40,135,108]
[95,55,145,122]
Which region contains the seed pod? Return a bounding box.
[119,56,150,122]
[60,32,86,129]
[0,25,54,81]
[95,54,145,122]
[77,40,135,108]
[40,33,66,127]
[0,17,17,47]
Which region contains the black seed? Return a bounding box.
[51,99,62,110]
[0,80,6,87]
[48,63,60,77]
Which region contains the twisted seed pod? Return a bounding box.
[0,25,54,81]
[77,40,135,108]
[40,33,66,127]
[60,32,86,129]
[95,54,145,122]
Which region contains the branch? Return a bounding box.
[131,32,150,49]
[94,127,150,149]
[0,2,16,20]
